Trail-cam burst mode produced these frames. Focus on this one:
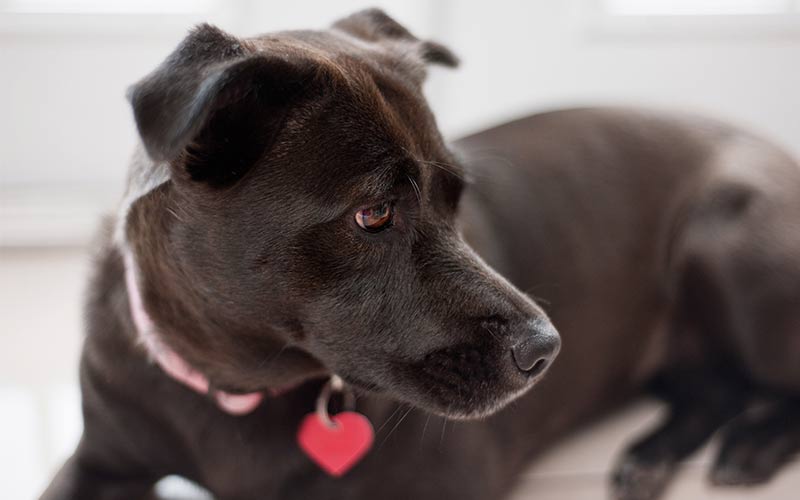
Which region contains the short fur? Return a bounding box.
[42,9,800,500]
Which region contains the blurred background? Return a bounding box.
[1,1,799,498]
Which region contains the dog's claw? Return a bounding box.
[610,456,675,500]
[709,463,772,486]
[709,402,800,487]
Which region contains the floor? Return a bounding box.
[1,247,797,499]
[511,401,800,499]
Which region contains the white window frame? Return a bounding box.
[1,0,212,14]
[0,0,240,36]
[587,0,800,39]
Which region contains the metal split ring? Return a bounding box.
[315,374,356,428]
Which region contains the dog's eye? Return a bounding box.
[355,202,394,232]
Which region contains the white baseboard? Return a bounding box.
[0,183,122,247]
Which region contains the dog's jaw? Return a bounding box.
[361,338,558,420]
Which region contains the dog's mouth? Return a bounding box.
[404,339,555,419]
[336,333,558,420]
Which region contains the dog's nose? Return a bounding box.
[511,320,561,374]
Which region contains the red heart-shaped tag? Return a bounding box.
[297,411,374,477]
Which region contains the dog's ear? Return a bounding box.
[128,24,317,184]
[333,8,459,68]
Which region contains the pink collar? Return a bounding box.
[123,251,264,415]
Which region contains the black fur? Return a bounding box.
[41,9,800,500]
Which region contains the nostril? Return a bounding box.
[511,320,560,374]
[511,345,549,373]
[528,357,549,376]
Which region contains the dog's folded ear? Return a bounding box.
[128,24,317,183]
[333,8,459,68]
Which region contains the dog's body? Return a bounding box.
[42,10,800,500]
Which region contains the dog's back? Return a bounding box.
[457,107,800,497]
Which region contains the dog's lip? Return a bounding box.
[332,338,554,419]
[386,344,553,419]
[339,367,545,421]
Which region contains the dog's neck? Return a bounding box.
[123,250,265,415]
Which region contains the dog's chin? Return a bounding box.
[350,361,549,420]
[337,368,536,419]
[342,371,538,420]
[338,339,553,420]
[403,373,545,421]
[373,340,551,420]
[428,383,539,420]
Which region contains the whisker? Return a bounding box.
[481,324,501,341]
[420,413,431,448]
[165,206,185,223]
[398,144,466,181]
[419,159,465,180]
[375,404,404,435]
[522,282,559,306]
[257,344,288,370]
[406,174,422,204]
[379,405,414,449]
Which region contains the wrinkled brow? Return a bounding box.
[350,156,421,201]
[307,156,421,222]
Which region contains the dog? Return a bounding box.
[40,9,800,500]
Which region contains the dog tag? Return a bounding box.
[297,411,374,477]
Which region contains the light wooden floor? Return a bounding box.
[1,248,797,499]
[512,401,799,499]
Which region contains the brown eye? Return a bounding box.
[355,202,394,232]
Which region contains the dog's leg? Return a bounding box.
[610,369,744,500]
[39,357,169,500]
[710,398,800,486]
[678,171,800,487]
[39,442,159,500]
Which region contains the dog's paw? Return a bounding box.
[610,455,675,500]
[710,402,800,487]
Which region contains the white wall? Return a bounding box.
[1,0,799,246]
[435,1,800,145]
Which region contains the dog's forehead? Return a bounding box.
[247,28,429,84]
[142,26,462,216]
[244,30,456,188]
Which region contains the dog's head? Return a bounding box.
[124,9,559,419]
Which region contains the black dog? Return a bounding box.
[41,9,800,500]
